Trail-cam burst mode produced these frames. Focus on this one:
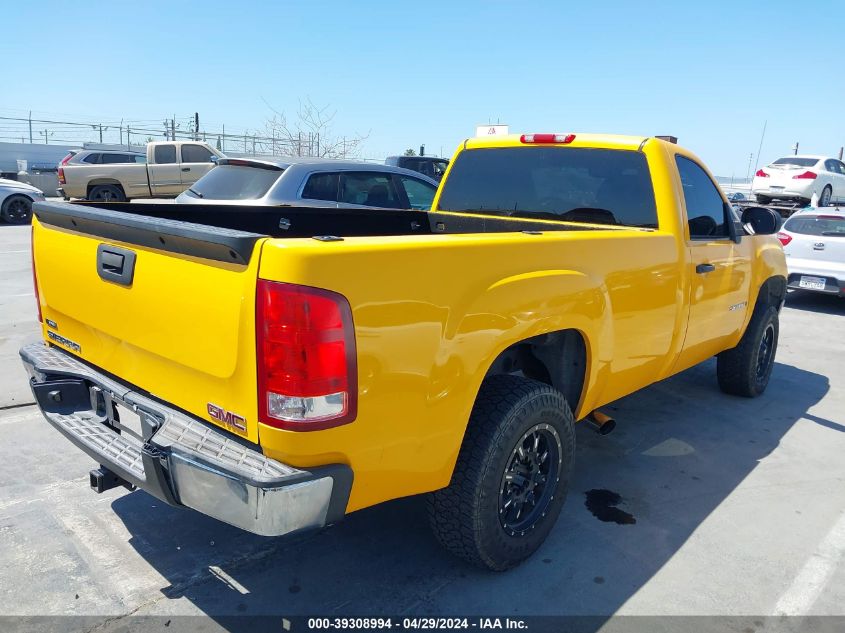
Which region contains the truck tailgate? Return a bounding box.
[32,202,266,443]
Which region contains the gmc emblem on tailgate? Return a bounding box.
[207,403,247,433]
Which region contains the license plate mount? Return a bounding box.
[798,275,826,290]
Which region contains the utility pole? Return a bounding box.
[745,153,753,183]
[222,124,225,151]
[194,112,199,141]
[793,142,799,155]
[171,118,176,141]
[28,110,33,144]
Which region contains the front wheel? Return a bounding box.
[717,306,779,397]
[1,194,33,224]
[426,375,575,570]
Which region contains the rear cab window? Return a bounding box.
[436,147,658,228]
[154,145,177,164]
[186,164,282,200]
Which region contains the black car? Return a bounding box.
[385,155,449,181]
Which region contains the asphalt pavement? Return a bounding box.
[1,223,844,632]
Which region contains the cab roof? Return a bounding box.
[462,132,651,151]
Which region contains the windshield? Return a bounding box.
[436,147,658,228]
[771,157,819,168]
[188,165,283,200]
[784,215,845,237]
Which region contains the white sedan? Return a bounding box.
[0,178,46,224]
[752,155,845,207]
[778,207,845,296]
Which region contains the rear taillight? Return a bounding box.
[520,133,576,144]
[755,169,769,178]
[777,232,792,246]
[57,167,65,184]
[31,226,42,323]
[793,171,817,179]
[256,280,357,431]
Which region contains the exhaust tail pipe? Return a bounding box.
[586,410,616,435]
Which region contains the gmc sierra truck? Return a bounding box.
[22,133,786,570]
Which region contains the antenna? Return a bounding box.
[751,120,767,179]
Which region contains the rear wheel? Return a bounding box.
[426,375,575,570]
[717,306,779,397]
[1,194,33,224]
[819,185,832,207]
[755,194,772,204]
[88,184,126,202]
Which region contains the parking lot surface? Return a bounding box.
[1,223,844,629]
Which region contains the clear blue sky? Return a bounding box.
[3,0,844,177]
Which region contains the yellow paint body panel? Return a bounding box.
[32,133,787,514]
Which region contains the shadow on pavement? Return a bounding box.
[110,358,829,625]
[784,290,844,315]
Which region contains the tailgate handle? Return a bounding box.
[97,244,136,286]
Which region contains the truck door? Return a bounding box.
[147,144,183,197]
[179,144,217,187]
[674,154,752,370]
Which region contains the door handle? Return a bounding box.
[181,167,191,172]
[696,263,716,274]
[97,244,136,286]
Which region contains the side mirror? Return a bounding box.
[210,155,219,164]
[741,206,781,235]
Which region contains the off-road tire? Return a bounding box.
[717,306,779,397]
[87,184,126,202]
[426,375,575,571]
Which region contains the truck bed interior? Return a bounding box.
[33,201,600,265]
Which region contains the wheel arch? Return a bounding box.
[86,179,126,195]
[482,328,590,419]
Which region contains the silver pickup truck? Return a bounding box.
[59,141,224,201]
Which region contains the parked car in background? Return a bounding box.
[176,157,439,209]
[385,155,449,181]
[778,206,845,296]
[0,178,46,224]
[752,155,845,207]
[58,141,224,201]
[726,191,746,202]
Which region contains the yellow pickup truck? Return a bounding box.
[22,133,786,570]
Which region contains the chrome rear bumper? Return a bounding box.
[20,342,352,537]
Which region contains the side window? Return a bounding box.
[181,144,214,163]
[133,154,147,164]
[824,160,838,173]
[339,172,402,208]
[301,172,339,202]
[432,160,449,180]
[154,145,177,164]
[399,176,437,210]
[82,153,101,164]
[100,153,130,164]
[835,161,845,175]
[676,155,730,239]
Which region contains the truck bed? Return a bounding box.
[36,201,602,264]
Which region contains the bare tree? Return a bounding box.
[258,97,369,158]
